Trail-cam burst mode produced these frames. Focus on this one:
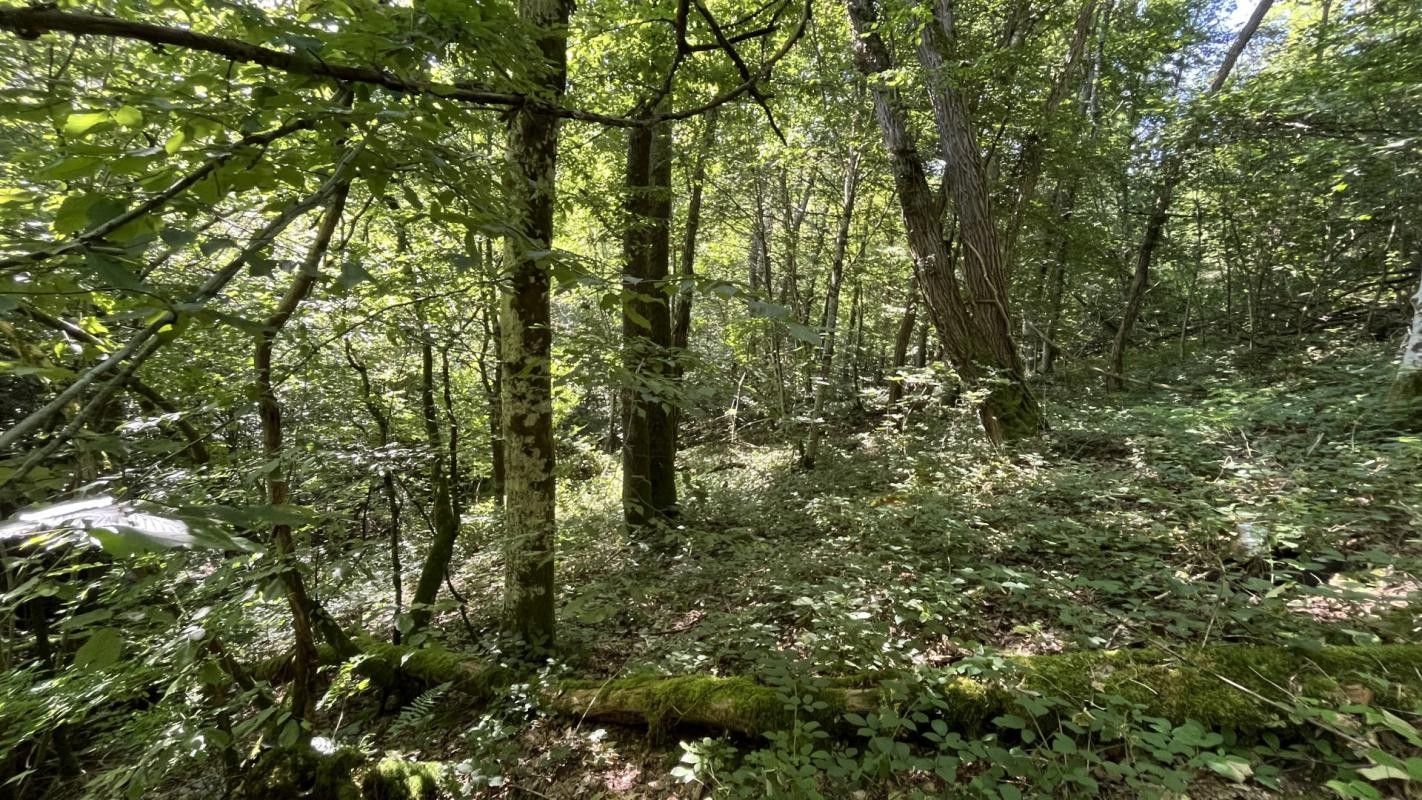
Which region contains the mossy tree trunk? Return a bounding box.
[549,645,1422,738]
[499,0,569,651]
[343,639,1422,740]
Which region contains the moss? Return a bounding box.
[559,674,799,740]
[355,637,510,701]
[554,645,1422,739]
[232,746,363,800]
[359,759,444,800]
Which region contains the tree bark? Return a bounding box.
[1002,0,1098,272]
[499,0,569,651]
[1391,268,1422,408]
[622,115,678,535]
[1107,0,1275,388]
[670,109,716,451]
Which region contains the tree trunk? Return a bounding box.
[888,277,918,406]
[622,116,678,536]
[1391,269,1422,408]
[803,150,861,468]
[256,180,349,726]
[1002,0,1098,271]
[410,322,461,631]
[846,0,1041,441]
[1107,0,1275,389]
[499,0,569,651]
[440,347,462,518]
[670,109,716,451]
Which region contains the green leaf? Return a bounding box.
[86,253,144,290]
[1358,765,1408,781]
[74,628,123,670]
[278,719,301,748]
[165,129,186,155]
[38,156,105,181]
[1202,754,1253,783]
[64,111,111,136]
[113,105,143,128]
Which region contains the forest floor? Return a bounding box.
[313,336,1420,799]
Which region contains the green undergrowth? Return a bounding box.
[66,338,1417,798]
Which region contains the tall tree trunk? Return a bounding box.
[1040,186,1076,375]
[410,318,461,631]
[1107,0,1275,388]
[499,0,569,650]
[670,109,716,451]
[846,0,1042,441]
[622,116,678,535]
[256,180,349,727]
[803,150,861,468]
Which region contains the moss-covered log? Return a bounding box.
[260,639,1422,739]
[548,645,1422,737]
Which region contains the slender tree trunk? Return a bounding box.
[256,180,349,727]
[803,150,861,468]
[888,277,918,406]
[622,115,678,535]
[1040,187,1076,375]
[441,347,461,518]
[477,275,506,505]
[670,109,716,451]
[499,0,569,650]
[410,320,461,630]
[1003,0,1098,270]
[1107,0,1274,388]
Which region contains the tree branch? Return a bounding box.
[0,5,808,129]
[0,115,317,273]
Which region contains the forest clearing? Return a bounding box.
[1,0,1419,797]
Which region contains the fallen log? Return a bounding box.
[548,644,1422,736]
[266,640,1422,738]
